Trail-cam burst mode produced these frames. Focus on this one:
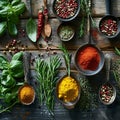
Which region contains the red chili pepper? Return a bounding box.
[37,9,44,40]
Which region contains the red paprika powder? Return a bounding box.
[77,46,100,71]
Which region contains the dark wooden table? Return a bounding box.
[0,0,120,120]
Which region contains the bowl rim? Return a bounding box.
[56,75,81,109]
[52,0,80,22]
[99,82,116,105]
[74,44,105,76]
[57,22,75,41]
[18,84,35,105]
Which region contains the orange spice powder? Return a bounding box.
[77,46,100,71]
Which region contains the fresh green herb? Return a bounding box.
[35,55,61,116]
[0,0,26,36]
[59,45,71,76]
[114,47,120,56]
[79,0,96,37]
[113,47,120,88]
[0,52,24,114]
[78,77,98,110]
[26,18,37,42]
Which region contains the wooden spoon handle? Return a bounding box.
[43,0,47,9]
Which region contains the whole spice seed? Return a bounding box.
[100,19,118,36]
[100,84,114,103]
[54,0,78,19]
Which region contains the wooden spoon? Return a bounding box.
[43,0,52,38]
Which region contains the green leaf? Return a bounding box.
[11,0,21,6]
[12,2,26,15]
[0,21,7,36]
[10,60,24,78]
[12,52,23,60]
[26,18,37,42]
[0,6,10,18]
[7,21,18,36]
[0,0,9,10]
[8,13,19,25]
[1,74,16,87]
[0,54,8,69]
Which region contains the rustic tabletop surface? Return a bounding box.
[0,0,120,120]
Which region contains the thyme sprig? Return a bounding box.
[59,45,71,76]
[35,55,61,115]
[78,77,98,110]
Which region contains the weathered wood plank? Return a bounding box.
[21,0,120,18]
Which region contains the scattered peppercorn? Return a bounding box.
[100,18,118,36]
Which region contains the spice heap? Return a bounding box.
[54,0,78,19]
[58,76,79,102]
[19,85,35,105]
[58,25,74,41]
[100,19,118,36]
[77,46,100,71]
[99,84,114,103]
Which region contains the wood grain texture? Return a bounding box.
[0,0,120,120]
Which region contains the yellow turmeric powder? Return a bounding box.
[58,76,79,102]
[19,85,35,105]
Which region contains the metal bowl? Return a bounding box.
[56,75,81,109]
[74,44,105,76]
[52,0,80,22]
[99,82,116,105]
[57,22,75,41]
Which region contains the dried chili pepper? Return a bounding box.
[37,9,44,40]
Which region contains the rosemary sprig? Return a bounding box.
[79,0,96,37]
[59,45,71,76]
[35,55,61,115]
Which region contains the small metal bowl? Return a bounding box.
[52,0,80,22]
[99,82,116,105]
[74,44,105,76]
[57,23,75,41]
[56,75,81,109]
[18,84,35,105]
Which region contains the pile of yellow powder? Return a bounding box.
[58,76,79,102]
[19,85,35,105]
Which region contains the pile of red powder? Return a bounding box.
[77,46,100,71]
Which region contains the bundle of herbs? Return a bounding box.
[79,0,96,37]
[0,0,26,36]
[35,55,61,116]
[0,52,24,113]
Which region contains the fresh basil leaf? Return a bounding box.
[1,74,16,87]
[5,92,17,103]
[0,0,9,9]
[0,21,7,36]
[11,0,21,5]
[0,54,8,69]
[8,13,19,25]
[12,51,23,60]
[10,60,24,78]
[0,6,10,18]
[7,21,18,36]
[12,2,26,15]
[26,18,37,42]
